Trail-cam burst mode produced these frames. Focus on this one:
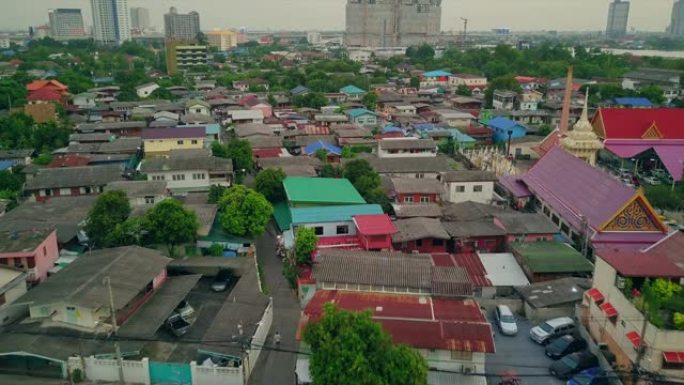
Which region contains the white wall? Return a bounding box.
[68,356,150,385]
[446,181,494,204]
[190,362,242,385]
[298,221,357,238]
[378,148,436,158]
[29,302,101,329]
[0,279,28,326]
[148,170,210,191]
[244,299,273,378]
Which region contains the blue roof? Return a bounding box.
[422,70,452,77]
[340,85,366,94]
[452,129,476,143]
[304,140,342,156]
[347,108,376,119]
[486,116,525,130]
[383,125,403,133]
[412,123,438,131]
[290,204,383,225]
[0,160,17,171]
[613,97,653,107]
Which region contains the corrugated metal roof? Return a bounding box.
[284,177,366,204]
[290,204,383,225]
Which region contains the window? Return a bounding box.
[191,140,198,145]
[455,185,465,193]
[404,196,414,203]
[336,225,349,235]
[177,140,184,145]
[27,258,35,268]
[416,239,423,247]
[551,215,560,225]
[145,196,155,204]
[560,223,570,235]
[450,350,472,360]
[432,239,444,246]
[314,227,324,236]
[420,196,430,203]
[173,174,186,181]
[543,206,550,216]
[152,175,165,181]
[473,185,483,192]
[43,246,47,256]
[415,173,425,178]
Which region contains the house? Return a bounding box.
[608,97,653,108]
[26,88,64,106]
[185,99,211,115]
[389,177,444,204]
[377,138,437,158]
[0,228,59,283]
[442,171,496,204]
[433,110,475,128]
[247,136,284,159]
[303,140,341,163]
[509,241,594,283]
[453,252,530,300]
[339,85,366,101]
[516,277,591,321]
[346,108,378,126]
[448,73,488,94]
[0,266,28,326]
[256,156,320,177]
[495,212,558,242]
[26,79,68,96]
[225,109,264,124]
[420,70,452,88]
[621,68,683,103]
[359,154,455,179]
[17,246,172,331]
[485,117,527,143]
[352,214,396,251]
[104,180,169,206]
[392,217,450,253]
[582,239,684,384]
[135,83,159,99]
[233,80,249,91]
[284,177,366,208]
[0,149,35,166]
[290,85,310,96]
[142,127,206,155]
[518,90,543,111]
[140,153,233,194]
[72,92,97,109]
[235,123,273,138]
[392,203,442,219]
[492,90,517,110]
[24,165,124,202]
[442,220,506,254]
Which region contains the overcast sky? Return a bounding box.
[1,0,677,32]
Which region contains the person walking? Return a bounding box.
[274,331,281,346]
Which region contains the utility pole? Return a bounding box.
[104,276,125,384]
[460,17,468,50]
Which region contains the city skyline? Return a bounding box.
[1,0,680,33]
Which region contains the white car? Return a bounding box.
[643,176,661,186]
[494,305,518,336]
[530,317,575,344]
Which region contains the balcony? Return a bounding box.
[614,276,684,332]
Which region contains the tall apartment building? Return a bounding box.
[130,7,150,31]
[164,7,200,42]
[606,0,630,38]
[206,30,238,51]
[166,43,208,75]
[90,0,131,45]
[48,9,87,40]
[669,0,684,36]
[345,0,442,47]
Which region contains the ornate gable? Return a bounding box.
[641,122,663,139]
[601,193,667,232]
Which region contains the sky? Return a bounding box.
[0,0,678,33]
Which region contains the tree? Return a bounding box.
[455,84,472,96]
[293,92,328,109]
[85,191,131,248]
[294,227,318,265]
[304,303,428,385]
[208,184,229,204]
[343,159,377,186]
[267,94,278,106]
[226,138,254,172]
[108,216,149,247]
[218,185,273,236]
[146,200,199,257]
[0,171,23,193]
[362,91,378,110]
[255,168,286,203]
[320,164,343,178]
[639,85,666,105]
[196,32,208,45]
[0,79,27,109]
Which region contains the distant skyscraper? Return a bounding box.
[164,7,200,42]
[90,0,131,44]
[606,0,630,38]
[670,0,684,36]
[345,0,442,47]
[130,7,150,31]
[48,9,86,40]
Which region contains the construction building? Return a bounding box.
[606,0,630,38]
[345,0,442,47]
[48,9,87,40]
[164,7,200,42]
[130,7,150,31]
[166,43,208,75]
[206,30,238,51]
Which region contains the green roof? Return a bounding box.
[283,177,366,205]
[273,201,292,232]
[291,204,383,225]
[510,241,594,274]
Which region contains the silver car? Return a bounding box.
[494,305,518,336]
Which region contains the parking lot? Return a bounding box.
[486,317,564,385]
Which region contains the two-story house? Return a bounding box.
[449,73,488,95]
[492,90,517,111]
[185,99,211,116]
[339,85,366,101]
[420,70,452,88]
[140,153,233,195]
[24,165,124,202]
[377,138,437,158]
[0,228,59,284]
[104,180,169,207]
[443,170,496,204]
[346,108,378,126]
[390,177,444,204]
[142,127,206,155]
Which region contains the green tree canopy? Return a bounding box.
[293,92,329,109]
[146,200,199,257]
[226,138,254,172]
[255,168,287,203]
[85,191,131,248]
[362,91,378,110]
[455,84,472,96]
[218,185,273,237]
[304,303,428,385]
[294,227,318,265]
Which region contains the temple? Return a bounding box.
[560,90,603,166]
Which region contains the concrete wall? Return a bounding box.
[244,298,273,379]
[147,170,211,191]
[523,302,575,322]
[30,302,103,330]
[445,181,494,204]
[68,356,150,385]
[190,362,242,385]
[0,277,28,326]
[477,297,524,314]
[144,137,204,154]
[298,221,358,238]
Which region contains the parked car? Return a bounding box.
[642,176,661,186]
[174,300,195,320]
[530,317,576,344]
[567,367,609,385]
[166,313,192,337]
[211,269,234,292]
[545,335,587,359]
[494,305,518,336]
[549,351,599,380]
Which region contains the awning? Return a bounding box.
[625,331,641,348]
[604,142,684,181]
[663,351,684,364]
[600,302,618,318]
[585,288,604,302]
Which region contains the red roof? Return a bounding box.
[663,351,684,364]
[585,288,604,302]
[26,79,68,92]
[596,108,684,140]
[48,155,91,168]
[597,248,684,278]
[625,331,641,349]
[450,253,492,287]
[304,290,494,353]
[646,231,684,269]
[600,302,618,318]
[532,129,560,157]
[353,214,397,236]
[252,148,282,158]
[27,88,63,102]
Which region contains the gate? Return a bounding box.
[149,361,192,385]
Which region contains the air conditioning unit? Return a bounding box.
[616,276,626,289]
[462,365,475,374]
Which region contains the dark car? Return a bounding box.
[549,351,599,380]
[545,335,587,359]
[211,269,234,292]
[568,367,610,385]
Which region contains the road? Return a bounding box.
[248,222,301,385]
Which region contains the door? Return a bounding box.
[149,361,192,385]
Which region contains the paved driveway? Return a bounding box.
[486,317,565,385]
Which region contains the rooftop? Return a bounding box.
[140,155,233,173]
[290,204,383,225]
[392,217,450,243]
[391,203,442,218]
[510,241,594,274]
[390,177,444,195]
[352,214,397,235]
[25,165,124,190]
[443,170,497,183]
[105,180,168,198]
[597,248,684,278]
[378,138,436,151]
[284,177,366,205]
[515,277,592,309]
[596,108,684,140]
[358,154,456,174]
[0,228,55,254]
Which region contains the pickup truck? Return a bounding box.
[166,313,192,337]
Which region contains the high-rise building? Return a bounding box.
[669,0,684,36]
[345,0,442,47]
[206,30,238,51]
[606,0,630,38]
[90,0,131,44]
[166,42,208,75]
[130,7,150,31]
[164,7,200,42]
[48,9,86,40]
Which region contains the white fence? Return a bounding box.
[190,361,242,385]
[68,356,150,385]
[244,298,274,378]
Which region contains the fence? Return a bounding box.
[244,298,274,379]
[190,362,242,385]
[68,356,150,385]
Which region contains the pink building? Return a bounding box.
[352,214,397,251]
[0,228,59,283]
